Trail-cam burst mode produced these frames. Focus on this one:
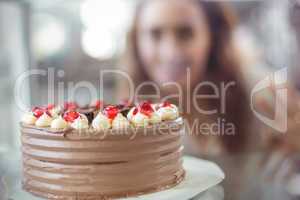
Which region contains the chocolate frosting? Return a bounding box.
[21,118,185,199]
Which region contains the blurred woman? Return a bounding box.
[118,0,300,199]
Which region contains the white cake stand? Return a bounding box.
[6,156,225,200]
[124,156,225,200]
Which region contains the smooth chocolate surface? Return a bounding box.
[21,118,185,199]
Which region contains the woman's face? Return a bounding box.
[137,0,211,88]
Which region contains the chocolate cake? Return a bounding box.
[20,101,185,199]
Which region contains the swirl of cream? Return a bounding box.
[157,104,179,120]
[70,114,89,129]
[49,106,62,118]
[127,107,136,121]
[131,112,149,127]
[92,112,111,130]
[112,113,130,129]
[35,113,53,127]
[149,112,162,124]
[127,105,161,125]
[21,112,37,125]
[51,116,68,129]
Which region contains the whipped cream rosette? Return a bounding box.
[21,101,179,130]
[92,112,111,130]
[51,116,69,129]
[21,107,54,127]
[92,105,130,130]
[112,113,130,129]
[47,104,63,118]
[21,112,37,125]
[127,102,164,127]
[35,112,53,127]
[130,111,150,127]
[21,104,65,127]
[71,115,89,129]
[63,111,89,130]
[157,101,179,120]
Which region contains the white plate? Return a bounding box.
[124,156,225,200]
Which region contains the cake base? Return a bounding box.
[20,157,224,200]
[22,172,185,200]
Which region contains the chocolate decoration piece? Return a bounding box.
[77,107,96,124]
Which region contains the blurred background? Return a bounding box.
[3,0,300,151]
[0,0,300,199]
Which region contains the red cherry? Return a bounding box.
[133,108,138,115]
[32,107,52,118]
[94,100,103,109]
[103,105,119,119]
[64,102,77,111]
[46,104,55,110]
[32,107,44,118]
[63,111,80,123]
[139,102,154,117]
[162,101,171,107]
